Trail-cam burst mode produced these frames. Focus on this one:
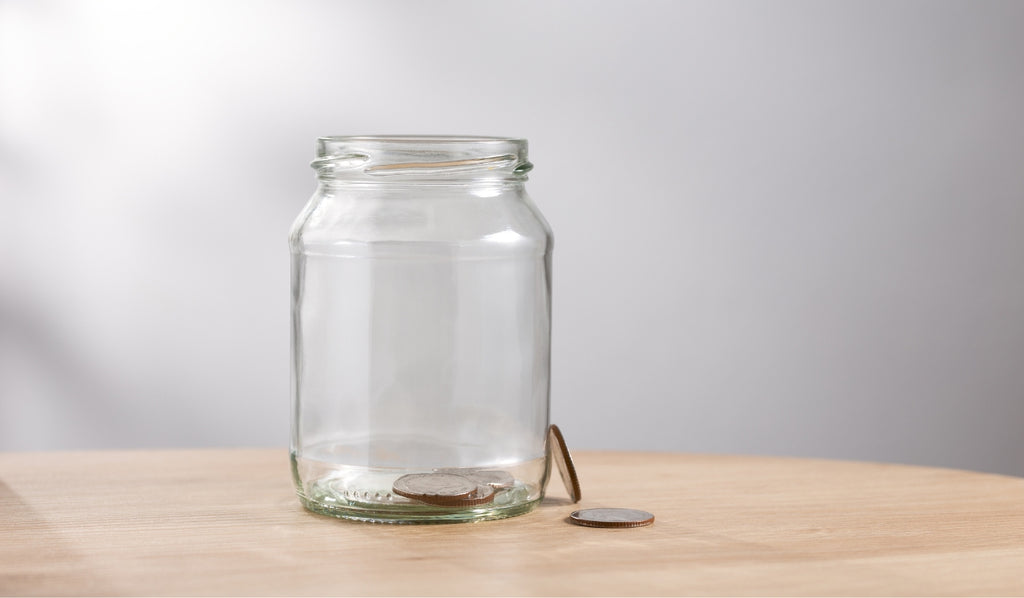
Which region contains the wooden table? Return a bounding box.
[2,449,1023,596]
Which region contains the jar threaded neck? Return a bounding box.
[312,136,532,183]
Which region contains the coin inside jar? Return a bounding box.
[440,484,496,507]
[392,473,477,502]
[465,470,515,490]
[569,508,655,528]
[401,482,496,507]
[548,424,581,503]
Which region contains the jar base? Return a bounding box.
[291,452,545,524]
[297,492,541,524]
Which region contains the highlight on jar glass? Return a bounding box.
[289,136,554,523]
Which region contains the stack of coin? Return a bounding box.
[392,471,511,507]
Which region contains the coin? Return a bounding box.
[433,468,515,490]
[569,508,655,528]
[392,473,477,502]
[548,424,581,503]
[392,473,497,507]
[465,470,515,490]
[441,484,496,507]
[406,483,497,507]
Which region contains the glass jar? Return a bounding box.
[289,136,553,523]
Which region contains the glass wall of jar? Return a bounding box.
[290,136,553,523]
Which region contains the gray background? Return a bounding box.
[2,1,1023,476]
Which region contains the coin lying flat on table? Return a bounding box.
[392,473,477,502]
[548,424,581,503]
[569,508,655,528]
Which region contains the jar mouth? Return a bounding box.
[312,135,531,182]
[319,135,526,145]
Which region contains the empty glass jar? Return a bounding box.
[289,136,553,523]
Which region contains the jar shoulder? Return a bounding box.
[290,187,552,253]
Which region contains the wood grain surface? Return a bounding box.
[2,449,1023,596]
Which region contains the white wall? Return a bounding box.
[2,1,1023,476]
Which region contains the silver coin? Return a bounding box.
[392,473,477,501]
[548,424,581,503]
[465,470,515,490]
[569,508,655,528]
[444,484,496,507]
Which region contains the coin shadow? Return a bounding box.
[540,496,576,507]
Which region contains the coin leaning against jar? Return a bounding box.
[548,424,582,503]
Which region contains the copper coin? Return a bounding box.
[548,424,581,503]
[407,483,496,507]
[569,508,655,528]
[392,473,477,501]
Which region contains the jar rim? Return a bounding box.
[313,135,531,182]
[317,135,526,145]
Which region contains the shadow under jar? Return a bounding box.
[289,136,553,523]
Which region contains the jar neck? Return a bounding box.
[312,136,532,186]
